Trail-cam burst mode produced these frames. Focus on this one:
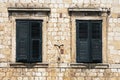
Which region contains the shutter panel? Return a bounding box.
[30,21,42,62]
[16,21,29,62]
[76,21,90,63]
[91,21,102,63]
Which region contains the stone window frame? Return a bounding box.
[68,8,110,68]
[8,8,50,67]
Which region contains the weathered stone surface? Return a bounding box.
[0,0,120,80]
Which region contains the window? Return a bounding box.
[76,20,102,63]
[16,20,42,63]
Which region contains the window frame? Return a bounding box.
[70,13,108,64]
[76,20,102,63]
[16,20,43,63]
[11,17,48,63]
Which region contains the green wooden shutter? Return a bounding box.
[76,21,90,63]
[91,21,102,63]
[16,21,29,62]
[30,21,42,62]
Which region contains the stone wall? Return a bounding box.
[0,68,120,80]
[0,0,120,80]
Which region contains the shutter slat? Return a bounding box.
[30,21,42,62]
[76,21,89,63]
[91,21,102,63]
[16,21,29,62]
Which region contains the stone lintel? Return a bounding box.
[68,8,110,13]
[8,7,51,12]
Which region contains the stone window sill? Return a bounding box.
[70,63,109,69]
[10,63,49,68]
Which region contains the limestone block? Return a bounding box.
[0,63,8,67]
[0,18,3,23]
[19,0,27,3]
[51,9,57,12]
[118,18,120,23]
[17,77,22,80]
[35,72,42,76]
[64,3,69,8]
[0,45,4,49]
[38,68,46,72]
[59,4,64,8]
[38,0,44,3]
[9,0,19,3]
[48,28,53,31]
[50,18,57,22]
[51,0,56,3]
[54,4,59,8]
[54,28,58,31]
[99,69,105,72]
[113,18,118,23]
[108,46,114,50]
[109,18,113,23]
[72,0,78,3]
[52,32,57,36]
[108,32,114,37]
[0,26,4,31]
[77,77,84,80]
[44,0,50,3]
[57,0,63,3]
[91,0,100,4]
[51,13,59,17]
[60,68,65,72]
[111,69,118,72]
[84,0,90,3]
[113,41,120,49]
[42,72,48,76]
[110,50,117,54]
[101,0,106,3]
[77,0,83,3]
[98,73,104,77]
[64,18,70,23]
[0,0,7,3]
[23,77,28,80]
[114,37,120,40]
[32,0,39,3]
[0,54,5,58]
[114,32,120,36]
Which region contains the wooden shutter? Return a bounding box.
[16,21,29,62]
[91,21,102,63]
[76,21,90,63]
[30,21,42,62]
